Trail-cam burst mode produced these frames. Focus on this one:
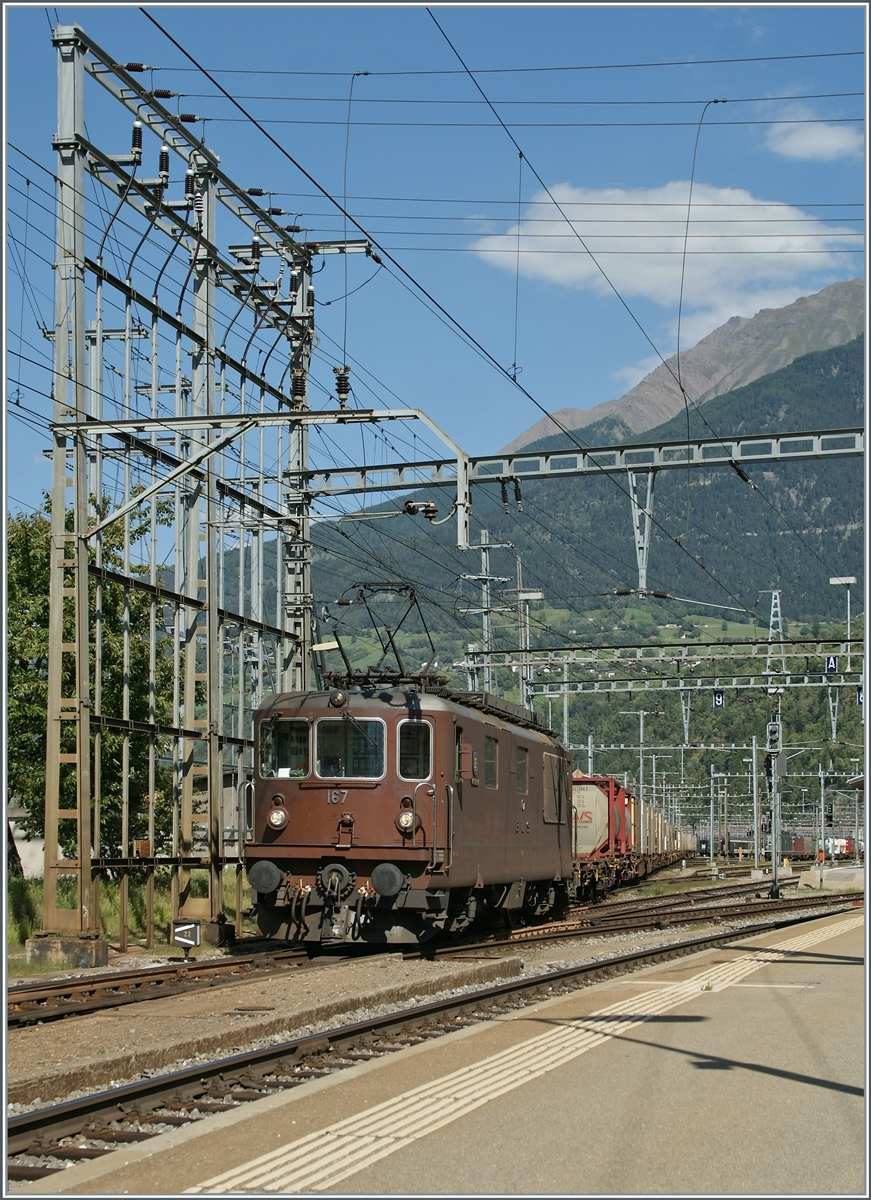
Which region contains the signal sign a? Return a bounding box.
[825,655,838,674]
[171,920,201,949]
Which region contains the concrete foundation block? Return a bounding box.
[750,869,768,880]
[799,867,864,891]
[25,936,109,968]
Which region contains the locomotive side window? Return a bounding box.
[484,736,498,788]
[516,746,528,794]
[315,718,385,779]
[259,719,310,779]
[398,720,432,780]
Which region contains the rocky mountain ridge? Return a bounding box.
[501,278,864,452]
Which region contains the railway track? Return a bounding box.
[7,948,309,1028]
[590,876,800,915]
[427,889,863,956]
[1,877,831,1027]
[7,900,861,1185]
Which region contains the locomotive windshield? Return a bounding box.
[259,719,310,778]
[316,717,385,779]
[398,720,432,780]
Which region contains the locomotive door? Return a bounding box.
[399,718,449,871]
[543,752,567,830]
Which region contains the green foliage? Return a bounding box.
[6,878,42,943]
[6,870,254,948]
[6,508,53,836]
[6,498,176,855]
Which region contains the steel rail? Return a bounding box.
[7,949,309,1028]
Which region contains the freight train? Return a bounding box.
[245,676,689,945]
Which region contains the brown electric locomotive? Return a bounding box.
[246,682,573,945]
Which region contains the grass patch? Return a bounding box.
[6,877,42,943]
[7,869,257,962]
[633,876,723,899]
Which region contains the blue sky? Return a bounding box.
[4,3,866,516]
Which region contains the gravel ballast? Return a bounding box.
[6,953,524,1106]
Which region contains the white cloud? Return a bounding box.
[472,180,862,351]
[764,103,864,161]
[610,354,660,392]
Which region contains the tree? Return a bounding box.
[6,499,176,858]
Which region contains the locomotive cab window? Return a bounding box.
[484,736,498,789]
[398,720,432,780]
[516,746,528,794]
[259,719,310,779]
[315,717,385,779]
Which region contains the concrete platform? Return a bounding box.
[22,909,865,1196]
[799,866,865,891]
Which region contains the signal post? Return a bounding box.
[765,716,786,899]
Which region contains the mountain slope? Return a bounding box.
[308,337,864,628]
[501,278,864,452]
[526,333,864,454]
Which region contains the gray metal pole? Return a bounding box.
[856,789,861,866]
[752,735,759,870]
[709,769,715,867]
[481,532,493,696]
[819,765,825,888]
[562,660,569,747]
[847,586,851,674]
[771,770,781,897]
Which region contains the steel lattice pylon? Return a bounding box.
[41,24,329,942]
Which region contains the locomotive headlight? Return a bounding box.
[396,809,415,834]
[267,807,288,830]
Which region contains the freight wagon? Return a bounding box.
[570,774,691,900]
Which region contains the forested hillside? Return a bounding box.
[212,336,863,652]
[303,336,864,634]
